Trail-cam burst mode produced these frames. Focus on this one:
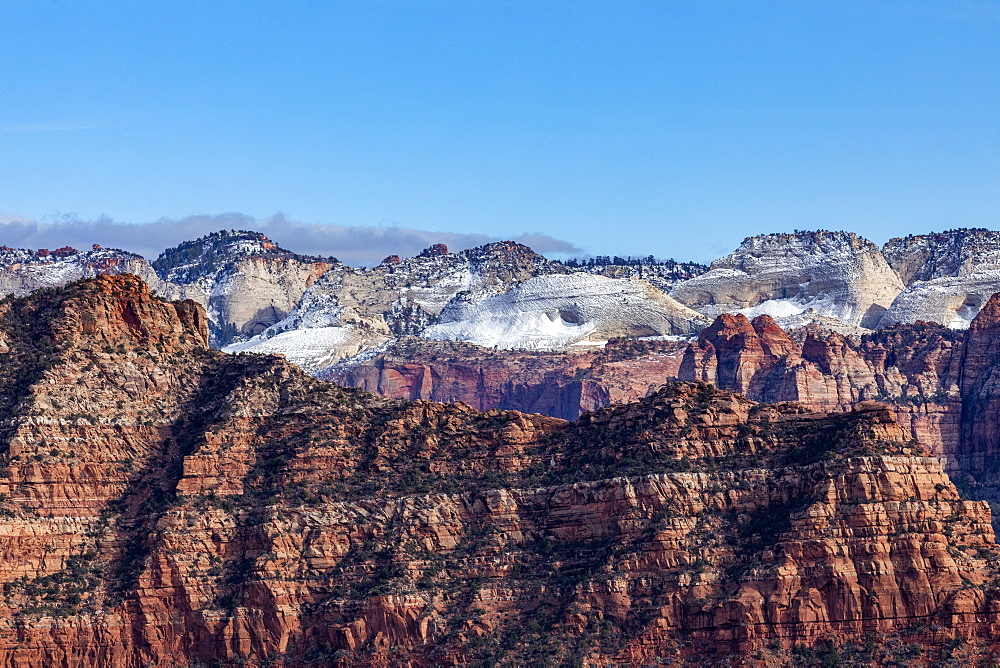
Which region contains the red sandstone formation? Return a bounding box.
[0,276,995,664]
[328,301,1000,486]
[416,244,449,259]
[324,336,690,420]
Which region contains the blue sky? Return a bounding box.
[0,0,997,263]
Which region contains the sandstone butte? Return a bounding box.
[0,275,998,665]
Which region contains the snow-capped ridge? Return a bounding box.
[152,229,338,285]
[669,230,905,328]
[411,273,708,351]
[878,229,1000,328]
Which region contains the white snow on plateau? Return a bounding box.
[736,299,808,320]
[878,271,1000,329]
[422,273,705,350]
[669,231,905,328]
[224,326,356,371]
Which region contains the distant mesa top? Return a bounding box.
[2,226,1000,367]
[417,243,449,258]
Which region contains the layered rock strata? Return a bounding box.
[150,230,337,346]
[0,276,996,664]
[329,298,1000,486]
[323,336,691,420]
[229,242,710,369]
[669,230,905,328]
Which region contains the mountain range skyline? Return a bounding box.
[1,210,998,268]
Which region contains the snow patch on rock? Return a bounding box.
[225,326,357,370]
[670,231,904,328]
[422,273,707,350]
[878,271,1000,329]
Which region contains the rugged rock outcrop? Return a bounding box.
[878,230,1000,329]
[228,242,711,369]
[669,230,905,328]
[0,276,997,665]
[883,228,1000,285]
[151,230,337,346]
[327,303,1000,485]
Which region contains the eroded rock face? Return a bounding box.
[956,293,1000,479]
[322,336,690,420]
[0,276,997,665]
[327,305,1000,484]
[883,228,1000,285]
[669,230,905,328]
[151,230,336,346]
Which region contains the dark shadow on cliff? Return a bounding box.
[106,354,253,596]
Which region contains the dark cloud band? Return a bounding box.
[0,212,583,266]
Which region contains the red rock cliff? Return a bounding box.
[0,278,996,664]
[329,310,992,482]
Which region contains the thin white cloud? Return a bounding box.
[0,212,583,266]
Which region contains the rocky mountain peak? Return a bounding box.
[417,243,449,258]
[883,227,1000,284]
[460,240,566,285]
[749,312,783,336]
[151,229,338,284]
[723,229,877,266]
[670,228,904,328]
[697,312,755,343]
[1,273,210,354]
